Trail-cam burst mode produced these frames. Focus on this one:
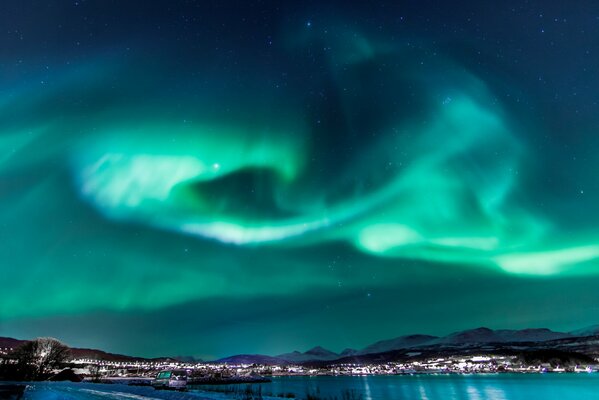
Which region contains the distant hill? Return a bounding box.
[0,337,26,351]
[172,355,204,363]
[69,347,156,362]
[215,354,288,365]
[0,336,195,364]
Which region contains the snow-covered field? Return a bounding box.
[22,382,226,400]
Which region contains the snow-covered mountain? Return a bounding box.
[216,326,594,364]
[352,328,570,356]
[569,325,599,337]
[433,327,571,345]
[339,348,358,357]
[277,346,339,362]
[358,334,439,355]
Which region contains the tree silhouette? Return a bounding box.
[13,337,71,380]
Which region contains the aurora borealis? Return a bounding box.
[1,1,599,359]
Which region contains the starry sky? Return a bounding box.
[1,0,599,360]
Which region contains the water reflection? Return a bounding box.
[483,385,507,400]
[361,376,372,400]
[466,384,482,400]
[417,382,430,400]
[264,374,599,400]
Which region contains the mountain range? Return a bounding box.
[2,324,599,365]
[214,325,599,365]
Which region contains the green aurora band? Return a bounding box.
[0,24,598,331]
[74,35,598,277]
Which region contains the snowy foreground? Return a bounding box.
[22,382,233,400]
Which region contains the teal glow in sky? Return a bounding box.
[1,1,599,359]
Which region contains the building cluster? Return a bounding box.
[67,353,598,381]
[0,347,15,356]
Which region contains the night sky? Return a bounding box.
[1,1,599,360]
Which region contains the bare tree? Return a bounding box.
[13,337,71,380]
[88,363,102,382]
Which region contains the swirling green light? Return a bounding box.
[73,51,599,277]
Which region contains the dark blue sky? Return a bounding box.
[1,1,598,359]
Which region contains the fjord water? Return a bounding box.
[261,374,599,400]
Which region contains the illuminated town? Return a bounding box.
[59,355,598,383]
